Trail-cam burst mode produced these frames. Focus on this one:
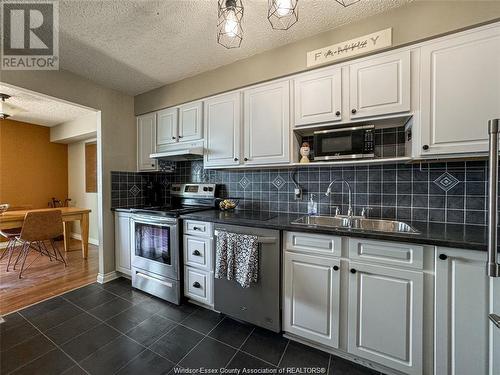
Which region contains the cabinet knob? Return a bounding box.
[234,158,238,162]
[244,157,248,162]
[172,136,176,140]
[192,281,201,288]
[151,164,155,167]
[335,111,341,116]
[192,250,201,256]
[350,268,357,274]
[439,254,448,260]
[333,265,339,271]
[193,226,202,231]
[351,109,357,114]
[423,145,429,150]
[178,135,183,139]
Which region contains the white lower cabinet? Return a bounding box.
[283,251,340,348]
[114,212,131,276]
[183,220,214,306]
[347,261,423,375]
[435,247,500,375]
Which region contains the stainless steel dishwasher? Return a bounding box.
[213,223,281,332]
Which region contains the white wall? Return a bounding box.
[68,139,99,245]
[51,112,98,143]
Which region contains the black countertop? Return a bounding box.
[180,209,493,252]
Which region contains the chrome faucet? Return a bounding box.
[325,179,354,218]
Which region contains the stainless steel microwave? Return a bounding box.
[313,125,375,161]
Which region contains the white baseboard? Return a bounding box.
[71,233,99,246]
[96,271,120,284]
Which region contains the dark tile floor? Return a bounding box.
[0,278,383,375]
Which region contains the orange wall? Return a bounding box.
[0,119,68,209]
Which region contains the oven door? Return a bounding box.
[131,215,179,280]
[314,127,366,160]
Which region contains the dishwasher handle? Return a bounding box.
[214,230,277,244]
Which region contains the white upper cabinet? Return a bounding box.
[283,251,341,348]
[137,112,157,171]
[179,101,203,142]
[157,107,178,147]
[204,92,241,168]
[156,101,203,150]
[435,248,500,375]
[294,67,342,126]
[347,262,423,375]
[243,81,290,165]
[349,51,410,119]
[419,25,500,156]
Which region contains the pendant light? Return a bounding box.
[335,0,361,7]
[268,0,298,31]
[217,0,244,49]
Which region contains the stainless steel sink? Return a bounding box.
[291,215,419,234]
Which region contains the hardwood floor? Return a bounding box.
[0,238,99,315]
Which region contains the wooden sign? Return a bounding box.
[307,28,392,67]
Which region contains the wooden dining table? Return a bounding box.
[0,207,92,259]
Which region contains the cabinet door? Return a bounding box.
[435,248,500,375]
[179,101,203,142]
[283,252,340,348]
[347,262,423,375]
[294,68,342,126]
[115,214,131,276]
[349,51,410,119]
[204,92,241,168]
[243,81,290,165]
[137,113,157,171]
[420,26,500,156]
[157,108,178,147]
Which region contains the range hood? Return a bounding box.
[150,146,204,161]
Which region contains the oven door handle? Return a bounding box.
[132,216,177,225]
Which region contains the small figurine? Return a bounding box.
[300,142,310,163]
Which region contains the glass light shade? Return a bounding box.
[217,0,244,49]
[268,0,298,30]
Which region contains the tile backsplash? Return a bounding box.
[111,160,489,226]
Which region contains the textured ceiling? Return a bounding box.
[59,0,412,95]
[0,85,96,127]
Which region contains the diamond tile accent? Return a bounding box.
[433,172,459,192]
[239,176,251,189]
[129,184,141,197]
[272,175,286,190]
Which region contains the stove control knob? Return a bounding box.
[203,187,208,192]
[208,187,213,191]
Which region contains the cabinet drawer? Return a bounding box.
[285,231,341,257]
[184,235,211,271]
[184,267,213,305]
[348,238,423,270]
[183,220,212,237]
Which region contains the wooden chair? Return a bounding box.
[15,210,67,278]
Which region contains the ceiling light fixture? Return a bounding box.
[268,0,298,30]
[217,0,244,49]
[335,0,361,7]
[0,94,12,120]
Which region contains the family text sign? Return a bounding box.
[307,28,392,67]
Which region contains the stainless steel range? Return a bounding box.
[131,183,218,304]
